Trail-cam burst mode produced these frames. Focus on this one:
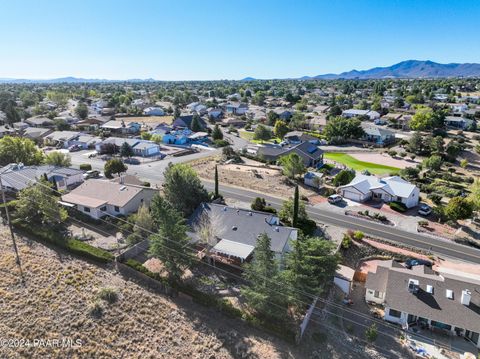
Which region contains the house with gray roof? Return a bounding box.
[365,260,480,349]
[0,163,84,192]
[361,125,395,146]
[25,116,54,128]
[256,141,324,168]
[22,127,53,142]
[338,174,419,208]
[188,203,298,263]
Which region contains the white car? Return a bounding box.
[418,204,432,216]
[328,194,343,204]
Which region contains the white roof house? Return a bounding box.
[143,107,165,116]
[339,175,419,208]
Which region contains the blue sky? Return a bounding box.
[1,0,479,80]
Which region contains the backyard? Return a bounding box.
[324,152,401,175]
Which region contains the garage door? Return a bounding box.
[342,190,361,201]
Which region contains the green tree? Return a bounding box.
[283,236,340,306]
[423,155,443,171]
[212,124,223,141]
[323,117,364,144]
[278,153,306,179]
[290,112,306,129]
[149,195,193,282]
[253,124,272,142]
[120,142,134,158]
[274,120,289,139]
[408,132,424,155]
[141,132,152,140]
[44,151,72,167]
[241,233,287,318]
[293,185,299,228]
[127,204,155,245]
[279,197,308,226]
[410,107,433,131]
[15,178,68,228]
[333,169,355,186]
[365,323,378,343]
[75,102,89,120]
[190,115,202,132]
[428,136,444,154]
[444,197,474,221]
[104,158,127,178]
[0,136,44,166]
[468,179,480,211]
[251,197,267,211]
[214,165,219,198]
[267,111,279,126]
[445,141,463,162]
[163,163,209,216]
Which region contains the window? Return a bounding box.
[83,206,90,213]
[100,206,107,211]
[388,309,402,318]
[114,206,120,212]
[426,285,434,294]
[446,289,454,299]
[374,290,381,298]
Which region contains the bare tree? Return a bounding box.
[195,211,225,253]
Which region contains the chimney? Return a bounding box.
[461,289,471,306]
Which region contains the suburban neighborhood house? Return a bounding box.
[255,141,324,168]
[61,179,156,219]
[0,163,84,192]
[188,203,298,263]
[365,260,480,349]
[339,175,420,208]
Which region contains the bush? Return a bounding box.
[213,139,229,147]
[98,287,118,304]
[142,181,151,187]
[341,234,352,249]
[333,169,355,186]
[79,163,92,171]
[418,220,429,227]
[389,201,407,213]
[67,239,114,263]
[353,230,364,241]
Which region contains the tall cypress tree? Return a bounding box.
[293,184,299,228]
[214,165,219,198]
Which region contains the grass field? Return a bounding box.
[239,130,281,144]
[116,115,174,125]
[324,152,400,175]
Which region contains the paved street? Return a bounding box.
[69,147,480,264]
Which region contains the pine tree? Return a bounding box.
[212,124,223,140]
[214,165,219,198]
[241,233,287,319]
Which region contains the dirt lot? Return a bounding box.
[117,115,174,125]
[0,229,382,358]
[190,156,318,199]
[350,153,419,169]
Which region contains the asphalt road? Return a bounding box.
[69,145,480,264]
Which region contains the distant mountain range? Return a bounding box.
[0,76,157,84]
[241,60,480,81]
[2,60,480,83]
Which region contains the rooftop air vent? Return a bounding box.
[408,279,419,294]
[426,285,434,294]
[461,289,471,306]
[248,212,253,216]
[119,186,126,191]
[232,226,237,231]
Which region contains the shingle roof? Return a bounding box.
[340,175,417,199]
[188,203,296,254]
[368,261,480,333]
[61,179,145,208]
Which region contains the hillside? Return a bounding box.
[313,60,480,79]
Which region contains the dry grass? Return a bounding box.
[117,115,174,125]
[0,231,290,359]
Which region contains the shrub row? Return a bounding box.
[13,221,114,263]
[389,201,407,213]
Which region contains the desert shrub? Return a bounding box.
[341,234,352,249]
[98,287,118,304]
[353,230,365,241]
[213,139,229,147]
[389,201,407,213]
[418,220,429,227]
[79,163,92,171]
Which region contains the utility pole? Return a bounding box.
[0,174,24,283]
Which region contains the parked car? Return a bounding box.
[405,258,432,269]
[68,145,82,152]
[328,194,343,204]
[83,170,101,179]
[418,204,432,216]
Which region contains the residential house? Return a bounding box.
[44,131,81,148]
[132,141,161,157]
[61,179,157,219]
[449,103,469,113]
[0,125,16,138]
[172,115,206,129]
[225,102,248,116]
[221,117,246,127]
[342,109,380,121]
[284,131,320,145]
[188,203,298,263]
[361,125,396,146]
[143,107,165,116]
[207,108,223,121]
[256,141,324,168]
[100,120,141,134]
[71,134,103,149]
[162,129,190,145]
[0,163,84,192]
[186,102,207,115]
[93,99,109,113]
[273,108,293,120]
[22,127,53,142]
[339,175,420,208]
[95,137,140,153]
[444,116,474,130]
[365,260,480,348]
[25,116,54,128]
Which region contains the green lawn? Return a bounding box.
[239,130,281,144]
[324,152,400,175]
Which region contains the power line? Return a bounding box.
[4,172,469,353]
